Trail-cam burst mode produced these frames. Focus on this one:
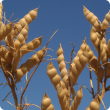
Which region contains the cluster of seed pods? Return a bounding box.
[14,24,29,49]
[47,61,69,110]
[57,44,68,88]
[69,87,83,110]
[70,40,88,85]
[15,48,46,81]
[41,92,55,110]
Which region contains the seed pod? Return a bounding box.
[20,36,42,56]
[15,48,46,81]
[83,6,101,31]
[89,98,100,110]
[14,24,29,49]
[100,39,107,64]
[47,61,61,90]
[0,46,13,63]
[102,10,110,31]
[70,87,83,110]
[57,81,69,110]
[57,44,68,88]
[12,48,22,71]
[41,92,55,110]
[0,22,12,41]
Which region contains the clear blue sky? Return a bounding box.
[0,0,110,110]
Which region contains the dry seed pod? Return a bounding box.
[100,40,107,64]
[57,81,69,110]
[20,36,42,56]
[41,92,55,110]
[15,48,46,81]
[70,87,83,110]
[12,48,22,71]
[47,61,61,90]
[0,22,12,41]
[0,2,3,28]
[14,25,29,49]
[57,44,68,88]
[102,10,110,31]
[0,46,13,63]
[83,6,101,31]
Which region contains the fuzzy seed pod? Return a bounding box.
[14,24,29,49]
[102,10,110,31]
[41,92,55,110]
[15,48,46,81]
[57,44,68,88]
[83,6,101,31]
[0,22,12,41]
[47,61,61,90]
[70,87,83,110]
[0,2,3,28]
[0,46,13,63]
[20,36,42,56]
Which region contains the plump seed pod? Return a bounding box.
[20,36,42,56]
[12,8,38,38]
[102,10,110,31]
[90,29,101,52]
[0,22,12,41]
[57,81,69,110]
[57,44,68,88]
[100,39,107,64]
[0,46,13,63]
[0,2,3,28]
[41,92,55,110]
[70,50,88,85]
[15,48,46,81]
[14,24,29,49]
[70,87,83,110]
[107,39,110,58]
[12,48,22,71]
[83,6,101,31]
[47,61,61,90]
[87,98,100,110]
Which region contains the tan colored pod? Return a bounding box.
[0,46,13,63]
[20,36,42,55]
[47,61,61,90]
[73,56,79,64]
[102,10,110,31]
[83,6,101,31]
[86,107,91,110]
[89,98,100,110]
[70,87,83,110]
[41,92,55,110]
[57,44,68,88]
[0,22,12,41]
[0,2,3,27]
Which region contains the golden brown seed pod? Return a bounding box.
[41,92,55,110]
[102,10,110,31]
[83,6,101,31]
[57,44,68,88]
[89,98,100,110]
[70,87,83,110]
[12,48,22,71]
[15,25,29,49]
[86,107,91,110]
[47,61,61,90]
[0,2,3,27]
[20,36,42,56]
[57,81,69,110]
[15,48,46,81]
[0,46,13,63]
[0,22,12,41]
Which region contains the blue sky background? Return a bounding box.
[0,0,110,110]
